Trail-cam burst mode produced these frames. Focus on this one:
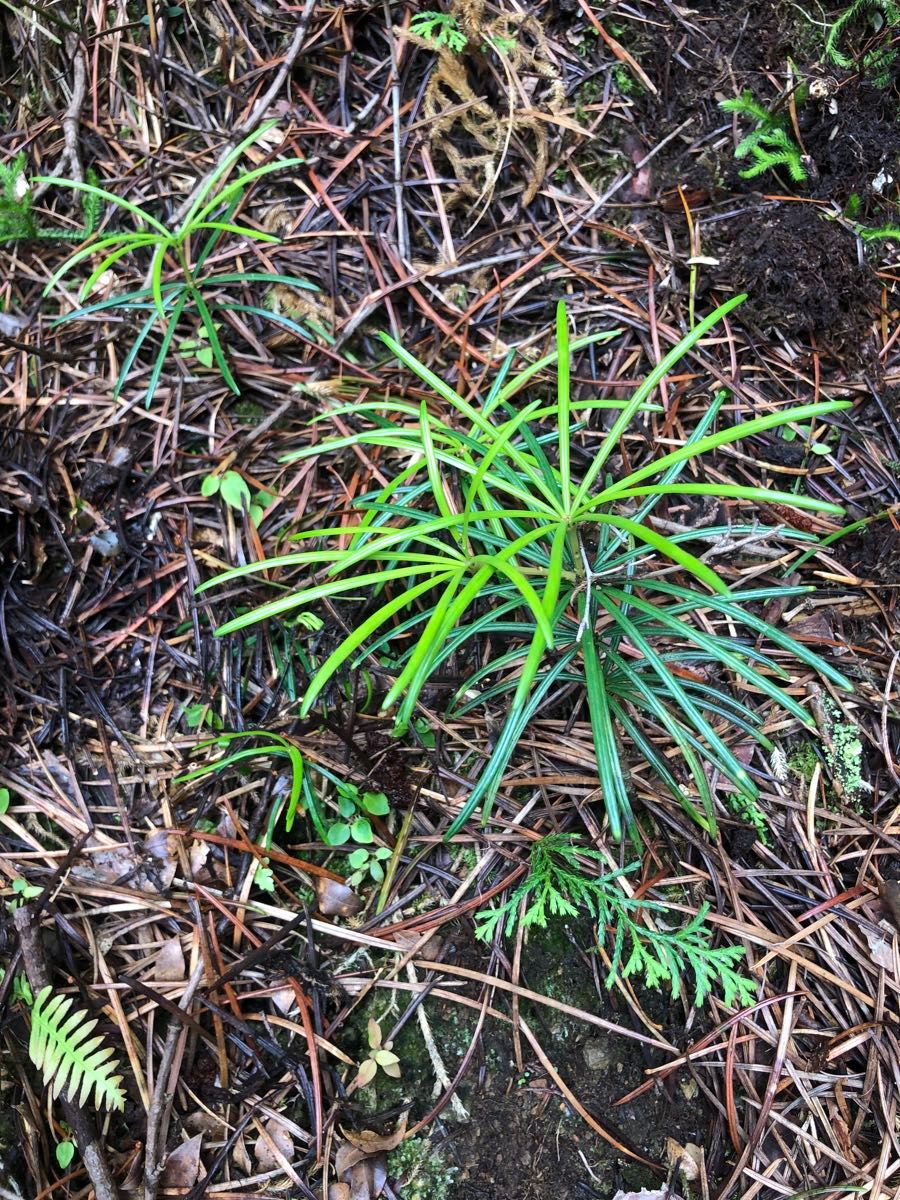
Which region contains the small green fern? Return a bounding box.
[0,153,101,244]
[475,835,757,1009]
[409,10,467,53]
[825,0,900,85]
[719,91,808,183]
[29,985,125,1111]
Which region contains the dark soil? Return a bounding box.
[447,926,706,1200]
[836,523,900,583]
[801,79,900,205]
[598,0,897,352]
[706,202,880,346]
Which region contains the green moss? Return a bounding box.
[573,77,603,124]
[789,703,867,809]
[232,399,266,424]
[788,741,819,782]
[388,1136,456,1200]
[613,63,642,96]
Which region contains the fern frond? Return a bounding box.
[720,91,808,184]
[733,128,765,158]
[29,986,125,1111]
[409,10,467,53]
[858,223,900,241]
[739,148,806,181]
[474,835,757,1008]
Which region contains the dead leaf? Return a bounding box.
[271,986,297,1015]
[329,1186,351,1200]
[335,1142,367,1177]
[350,1162,370,1200]
[317,877,363,917]
[864,924,895,969]
[184,1112,222,1137]
[162,1135,203,1188]
[666,1138,702,1182]
[349,1154,388,1200]
[254,1117,294,1171]
[391,930,443,959]
[144,831,178,888]
[154,936,186,981]
[341,1113,408,1154]
[189,838,210,875]
[368,1154,387,1197]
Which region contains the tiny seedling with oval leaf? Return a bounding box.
[353,1018,402,1089]
[325,783,390,847]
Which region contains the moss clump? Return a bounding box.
[388,1136,456,1200]
[788,741,819,782]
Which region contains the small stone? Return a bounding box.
[582,1037,612,1072]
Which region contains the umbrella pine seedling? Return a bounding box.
[201,295,852,840]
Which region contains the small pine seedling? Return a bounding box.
[409,10,467,53]
[475,834,757,1008]
[719,91,808,183]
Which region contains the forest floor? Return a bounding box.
[1,3,899,1200]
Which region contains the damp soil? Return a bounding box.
[339,921,717,1200]
[445,925,715,1200]
[566,0,900,355]
[705,201,881,346]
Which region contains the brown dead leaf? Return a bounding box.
[254,1117,294,1171]
[328,1186,351,1200]
[666,1138,702,1182]
[340,1112,408,1154]
[368,1154,387,1197]
[390,930,443,959]
[154,936,186,981]
[162,1135,203,1188]
[335,1142,368,1177]
[349,1154,387,1200]
[316,877,363,918]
